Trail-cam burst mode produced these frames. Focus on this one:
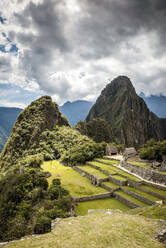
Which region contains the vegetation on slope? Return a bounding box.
[139,139,166,161]
[129,204,166,220]
[0,96,106,241]
[0,169,71,241]
[76,118,112,143]
[4,213,163,248]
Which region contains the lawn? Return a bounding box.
[77,165,108,179]
[127,160,150,168]
[88,161,119,174]
[97,158,120,165]
[141,184,166,197]
[41,161,108,197]
[115,190,149,207]
[103,181,119,189]
[75,198,131,215]
[112,175,127,181]
[124,186,161,202]
[4,213,163,248]
[129,204,166,220]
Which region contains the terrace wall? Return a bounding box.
[73,192,113,202]
[121,188,155,205]
[113,192,139,208]
[120,160,166,186]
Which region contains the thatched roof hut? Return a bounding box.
[106,146,118,156]
[123,147,137,158]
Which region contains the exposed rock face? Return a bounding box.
[0,96,69,169]
[86,76,166,146]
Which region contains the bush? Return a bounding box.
[34,216,51,234]
[139,140,166,161]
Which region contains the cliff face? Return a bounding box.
[0,96,69,169]
[86,76,164,146]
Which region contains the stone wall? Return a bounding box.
[113,192,139,208]
[73,192,113,202]
[120,160,166,186]
[121,188,155,205]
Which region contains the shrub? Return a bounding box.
[34,216,51,234]
[139,140,166,161]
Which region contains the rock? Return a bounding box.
[159,160,166,172]
[151,162,161,169]
[156,223,166,245]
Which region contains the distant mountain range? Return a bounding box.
[0,107,22,152]
[59,100,93,126]
[0,90,166,151]
[140,93,166,118]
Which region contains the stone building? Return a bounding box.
[123,147,137,158]
[106,146,118,156]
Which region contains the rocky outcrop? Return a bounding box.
[86,76,165,146]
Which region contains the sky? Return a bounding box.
[0,0,166,108]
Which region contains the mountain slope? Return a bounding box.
[86,76,166,146]
[59,100,93,126]
[140,93,166,118]
[0,107,22,152]
[0,96,69,170]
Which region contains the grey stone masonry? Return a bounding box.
[120,160,166,186]
[113,192,139,208]
[72,192,113,202]
[121,188,155,205]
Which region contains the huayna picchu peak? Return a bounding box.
[0,96,69,170]
[86,76,166,146]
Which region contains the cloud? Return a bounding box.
[0,0,166,107]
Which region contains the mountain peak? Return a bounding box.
[86,76,165,146]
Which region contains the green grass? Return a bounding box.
[116,191,149,207]
[75,198,131,215]
[117,170,140,181]
[127,161,150,168]
[124,186,161,202]
[77,165,108,179]
[129,204,166,220]
[41,161,108,197]
[112,175,127,181]
[103,181,119,189]
[88,161,118,174]
[141,184,166,197]
[97,158,120,165]
[4,213,163,248]
[91,160,140,181]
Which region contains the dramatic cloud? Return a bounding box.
[0,0,166,107]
